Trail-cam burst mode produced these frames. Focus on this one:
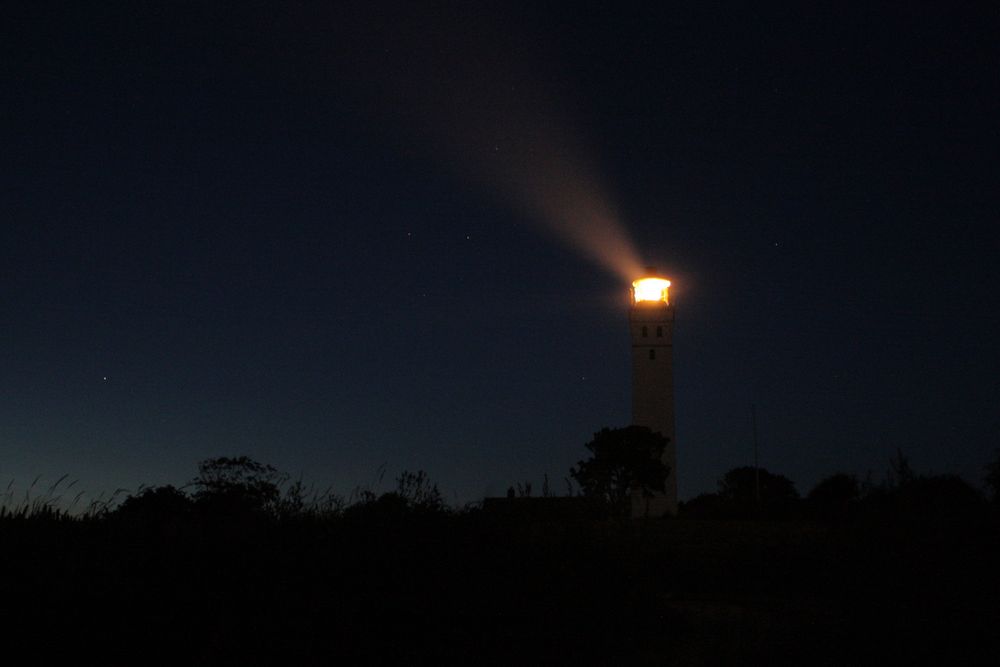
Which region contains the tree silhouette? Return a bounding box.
[807,473,859,521]
[681,492,727,519]
[570,426,669,516]
[191,456,284,517]
[343,469,446,523]
[887,448,915,488]
[394,469,444,512]
[115,485,192,522]
[892,474,985,520]
[718,466,799,517]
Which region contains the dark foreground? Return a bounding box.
[2,511,999,666]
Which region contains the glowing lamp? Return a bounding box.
[631,277,671,305]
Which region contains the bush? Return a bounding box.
[680,492,727,519]
[115,485,193,523]
[717,466,800,518]
[893,475,985,520]
[807,473,859,522]
[191,456,284,519]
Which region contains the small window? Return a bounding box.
[656,326,663,337]
[641,326,648,337]
[649,349,656,360]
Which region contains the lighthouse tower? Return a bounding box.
[629,270,677,516]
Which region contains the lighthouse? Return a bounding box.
[629,270,677,516]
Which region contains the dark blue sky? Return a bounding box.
[3,2,998,504]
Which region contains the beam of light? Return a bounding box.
[467,124,646,283]
[310,5,646,283]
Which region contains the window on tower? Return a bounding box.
[656,326,663,337]
[649,349,656,360]
[641,326,648,337]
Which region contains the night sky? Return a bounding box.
[3,2,998,505]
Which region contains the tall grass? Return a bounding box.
[0,475,128,521]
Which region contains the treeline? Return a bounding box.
[114,457,451,525]
[4,447,999,525]
[683,449,998,523]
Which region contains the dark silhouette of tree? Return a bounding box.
[570,426,669,516]
[807,473,859,522]
[680,492,727,519]
[887,448,915,489]
[191,456,284,517]
[395,469,444,512]
[344,490,411,522]
[343,469,446,523]
[892,474,985,520]
[718,466,799,518]
[855,450,915,514]
[855,450,987,521]
[115,485,192,522]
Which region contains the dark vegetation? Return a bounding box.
[570,425,670,515]
[2,445,1000,665]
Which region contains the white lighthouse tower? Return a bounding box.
[629,270,677,516]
